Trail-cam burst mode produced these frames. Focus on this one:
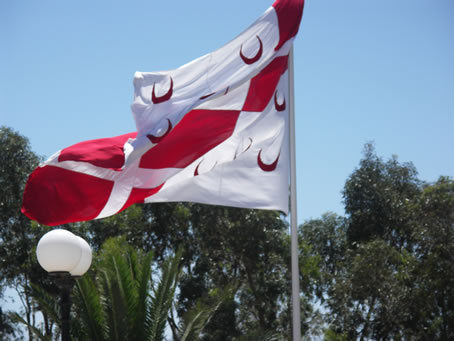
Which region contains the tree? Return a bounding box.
[407,176,454,339]
[0,126,51,340]
[174,205,295,339]
[301,144,454,340]
[343,143,421,248]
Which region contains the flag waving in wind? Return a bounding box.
[22,0,305,226]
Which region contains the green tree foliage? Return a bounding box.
[343,143,421,247]
[0,126,42,282]
[80,204,301,339]
[177,205,300,339]
[0,126,52,339]
[302,144,454,340]
[409,176,454,339]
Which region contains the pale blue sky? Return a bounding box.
[1,0,453,223]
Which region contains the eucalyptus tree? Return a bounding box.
[301,144,454,340]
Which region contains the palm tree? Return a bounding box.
[18,237,221,341]
[72,237,179,340]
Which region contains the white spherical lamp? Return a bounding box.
[70,236,92,277]
[36,229,92,276]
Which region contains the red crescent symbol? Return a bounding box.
[257,149,280,172]
[194,160,217,176]
[147,119,173,144]
[200,92,215,100]
[274,91,286,111]
[152,76,173,104]
[240,35,263,65]
[194,161,202,176]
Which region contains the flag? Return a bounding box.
[22,0,305,226]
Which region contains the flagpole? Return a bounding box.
[288,46,301,340]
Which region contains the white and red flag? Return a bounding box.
[22,0,304,226]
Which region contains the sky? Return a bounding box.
[1,0,453,224]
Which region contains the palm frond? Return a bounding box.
[99,265,128,341]
[12,312,51,341]
[148,249,182,341]
[111,251,138,327]
[178,286,234,341]
[73,276,106,341]
[29,282,61,326]
[131,250,154,341]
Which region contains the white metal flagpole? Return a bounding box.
[288,46,301,340]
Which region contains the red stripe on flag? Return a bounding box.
[139,109,240,169]
[272,0,304,51]
[242,56,288,112]
[59,132,137,170]
[118,184,165,212]
[21,165,114,226]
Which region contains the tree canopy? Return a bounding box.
[301,144,454,340]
